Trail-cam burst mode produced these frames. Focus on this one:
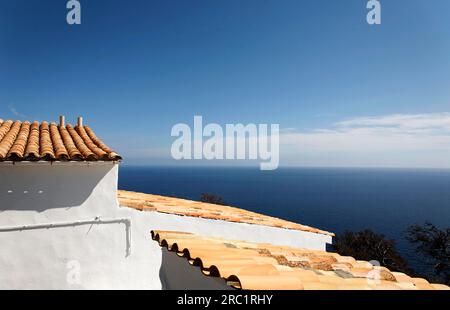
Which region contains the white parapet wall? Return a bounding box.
[0,162,332,289]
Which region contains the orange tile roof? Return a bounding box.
[151,230,450,290]
[119,190,334,236]
[0,119,121,162]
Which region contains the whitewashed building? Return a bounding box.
[1,116,440,290]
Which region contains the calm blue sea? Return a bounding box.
[119,166,450,273]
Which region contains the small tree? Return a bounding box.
[332,229,411,274]
[406,223,450,285]
[200,193,225,205]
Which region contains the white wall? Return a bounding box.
[0,161,119,222]
[0,162,331,289]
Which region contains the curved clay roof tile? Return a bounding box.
[7,121,30,160]
[85,126,122,160]
[0,120,14,142]
[0,121,22,160]
[84,126,113,153]
[24,121,40,160]
[75,125,108,159]
[66,124,96,160]
[0,118,121,162]
[151,230,450,291]
[39,121,56,160]
[49,122,69,160]
[59,125,83,160]
[108,152,122,160]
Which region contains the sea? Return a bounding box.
[119,166,450,274]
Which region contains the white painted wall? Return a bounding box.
[0,162,331,289]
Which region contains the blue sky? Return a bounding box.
[1,0,450,167]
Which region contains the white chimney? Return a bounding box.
[59,115,65,127]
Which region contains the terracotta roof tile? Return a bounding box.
[49,123,69,160]
[0,120,13,142]
[0,121,22,160]
[76,125,108,159]
[40,121,56,160]
[0,118,121,162]
[119,190,334,236]
[151,230,450,290]
[24,121,40,159]
[84,125,120,159]
[8,121,30,160]
[431,284,450,290]
[59,124,83,160]
[66,124,97,160]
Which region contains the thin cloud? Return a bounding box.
[125,113,450,168]
[280,113,450,168]
[336,113,450,132]
[8,104,28,119]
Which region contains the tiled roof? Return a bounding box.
[119,190,334,236]
[152,230,450,290]
[0,118,121,162]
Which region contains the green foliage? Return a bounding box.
[406,223,450,285]
[332,229,411,274]
[200,193,226,205]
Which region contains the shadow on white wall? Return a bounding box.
[0,163,114,212]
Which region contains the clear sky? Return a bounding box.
[1,0,449,167]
